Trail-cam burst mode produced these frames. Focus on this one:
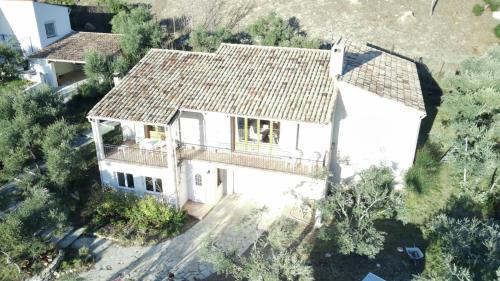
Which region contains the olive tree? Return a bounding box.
[431,46,500,204]
[42,120,85,191]
[0,40,24,82]
[318,166,403,258]
[201,215,313,281]
[111,7,163,72]
[246,13,321,49]
[415,214,500,280]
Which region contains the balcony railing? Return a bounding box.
[103,144,168,167]
[177,143,327,177]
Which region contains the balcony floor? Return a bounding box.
[178,148,322,176]
[104,145,168,167]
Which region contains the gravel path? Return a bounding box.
[74,195,279,281]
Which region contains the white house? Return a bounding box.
[0,0,71,55]
[0,0,121,99]
[87,42,426,216]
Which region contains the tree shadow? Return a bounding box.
[309,219,427,281]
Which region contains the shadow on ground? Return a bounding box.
[309,219,427,281]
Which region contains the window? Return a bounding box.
[146,176,163,193]
[155,178,163,193]
[195,174,202,186]
[117,172,134,188]
[144,125,166,140]
[236,117,280,144]
[45,22,56,38]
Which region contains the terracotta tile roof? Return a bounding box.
[342,42,425,112]
[88,44,337,124]
[30,32,121,63]
[88,42,425,125]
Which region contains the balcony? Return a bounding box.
[103,144,168,167]
[177,143,326,177]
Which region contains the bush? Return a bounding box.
[472,4,485,16]
[188,27,235,52]
[404,143,441,193]
[87,187,137,227]
[0,189,67,279]
[495,23,500,39]
[485,0,500,11]
[246,13,321,49]
[85,188,186,243]
[126,196,186,235]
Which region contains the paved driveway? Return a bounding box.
[75,195,279,281]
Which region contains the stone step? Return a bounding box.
[58,227,87,248]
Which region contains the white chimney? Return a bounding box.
[113,72,122,86]
[330,38,345,78]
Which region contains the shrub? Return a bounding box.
[126,195,186,235]
[246,13,321,49]
[495,23,500,39]
[0,189,66,279]
[87,188,137,227]
[404,143,441,193]
[485,0,500,11]
[473,4,485,16]
[85,188,186,243]
[188,27,235,52]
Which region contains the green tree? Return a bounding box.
[188,27,234,52]
[246,13,321,49]
[431,47,500,204]
[42,120,84,190]
[83,50,114,86]
[0,87,62,180]
[318,166,403,258]
[0,188,66,279]
[201,217,313,281]
[111,7,163,72]
[417,214,500,280]
[0,40,24,82]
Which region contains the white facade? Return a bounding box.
[331,82,425,183]
[0,0,71,55]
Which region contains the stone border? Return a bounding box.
[27,249,65,281]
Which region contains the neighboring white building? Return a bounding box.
[87,42,426,215]
[0,0,121,99]
[0,0,71,55]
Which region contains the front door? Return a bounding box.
[190,173,206,203]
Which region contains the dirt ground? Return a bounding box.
[111,0,498,74]
[75,0,500,72]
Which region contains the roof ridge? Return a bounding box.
[218,43,330,53]
[149,48,216,56]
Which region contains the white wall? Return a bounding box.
[99,160,177,205]
[180,159,327,207]
[0,1,71,55]
[33,1,71,49]
[178,110,332,161]
[32,58,57,86]
[332,82,424,182]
